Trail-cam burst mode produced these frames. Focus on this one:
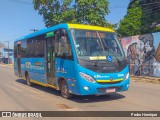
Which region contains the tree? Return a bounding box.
[117,0,160,36]
[117,0,142,37]
[140,0,160,33]
[33,0,115,28]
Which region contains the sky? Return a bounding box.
[107,0,129,24]
[0,0,130,49]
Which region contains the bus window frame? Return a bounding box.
[56,29,74,60]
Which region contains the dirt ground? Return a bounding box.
[130,75,160,84]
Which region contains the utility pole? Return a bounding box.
[4,41,9,64]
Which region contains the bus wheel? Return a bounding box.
[26,74,33,86]
[61,80,73,99]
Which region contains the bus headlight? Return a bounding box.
[79,72,96,83]
[124,72,129,80]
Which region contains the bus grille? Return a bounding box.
[97,86,122,92]
[97,81,122,84]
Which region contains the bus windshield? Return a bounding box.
[71,29,125,62]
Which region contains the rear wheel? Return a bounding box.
[61,80,73,99]
[26,74,33,86]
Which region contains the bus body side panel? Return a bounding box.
[20,58,46,83]
[55,58,77,94]
[54,25,79,94]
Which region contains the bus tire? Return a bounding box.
[60,80,73,99]
[26,74,33,86]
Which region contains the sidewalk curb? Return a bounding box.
[130,75,160,84]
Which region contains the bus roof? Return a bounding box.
[15,23,114,42]
[15,23,68,42]
[68,24,114,32]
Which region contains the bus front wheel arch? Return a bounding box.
[60,80,73,99]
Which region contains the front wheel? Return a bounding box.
[61,80,73,99]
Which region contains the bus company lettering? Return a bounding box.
[118,74,124,77]
[21,64,25,68]
[94,75,110,79]
[56,67,67,73]
[26,62,31,68]
[25,62,44,70]
[35,62,42,66]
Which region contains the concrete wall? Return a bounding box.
[121,32,160,77]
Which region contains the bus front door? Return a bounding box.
[17,42,22,78]
[45,37,56,86]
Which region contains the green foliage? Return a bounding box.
[33,0,115,28]
[117,0,160,36]
[140,0,160,34]
[33,0,74,27]
[117,0,142,37]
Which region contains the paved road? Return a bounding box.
[0,64,160,119]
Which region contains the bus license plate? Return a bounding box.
[106,88,116,93]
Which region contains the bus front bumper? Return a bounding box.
[76,77,130,96]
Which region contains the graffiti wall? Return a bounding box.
[121,33,160,77]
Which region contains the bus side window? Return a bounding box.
[56,29,73,60]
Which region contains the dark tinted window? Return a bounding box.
[14,42,17,58]
[21,40,27,57]
[27,35,45,58]
[56,29,73,60]
[27,38,35,57]
[36,36,45,57]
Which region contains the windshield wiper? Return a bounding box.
[94,44,102,67]
[92,32,106,67]
[97,32,122,66]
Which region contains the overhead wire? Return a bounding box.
[142,4,160,11]
[142,5,160,14]
[7,0,160,26]
[121,1,160,20]
[140,1,160,6]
